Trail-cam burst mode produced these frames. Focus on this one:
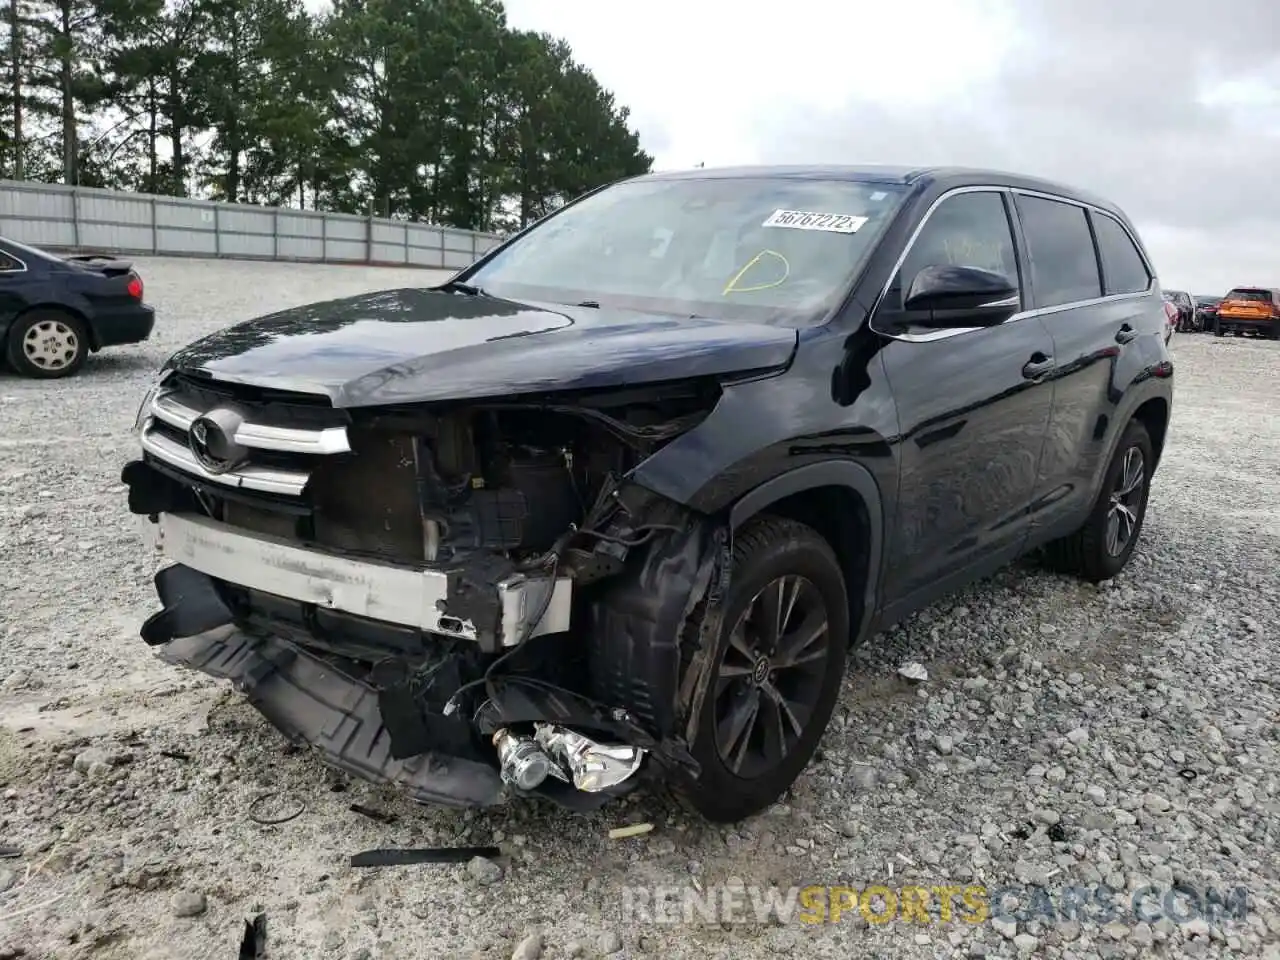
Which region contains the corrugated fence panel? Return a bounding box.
[0,180,504,271]
[0,218,77,246]
[79,190,152,226]
[218,205,274,235]
[80,221,153,252]
[0,182,74,219]
[371,244,407,264]
[371,221,406,244]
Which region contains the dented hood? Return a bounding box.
[163,287,799,406]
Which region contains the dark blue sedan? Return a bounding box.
[0,236,155,378]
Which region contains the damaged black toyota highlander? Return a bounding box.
[123,166,1173,822]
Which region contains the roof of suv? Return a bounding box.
[637,164,1126,219]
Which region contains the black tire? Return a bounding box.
[1213,320,1223,337]
[5,309,89,379]
[674,515,849,822]
[1043,419,1154,583]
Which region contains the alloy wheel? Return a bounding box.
[713,574,831,779]
[1106,446,1145,557]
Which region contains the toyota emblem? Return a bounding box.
[187,407,248,474]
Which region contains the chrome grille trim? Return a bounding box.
[151,390,198,431]
[140,427,311,496]
[150,390,351,455]
[234,420,352,455]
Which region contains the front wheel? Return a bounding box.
[5,309,89,378]
[675,515,849,822]
[1043,419,1154,583]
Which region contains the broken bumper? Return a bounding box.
[140,511,572,649]
[159,624,506,808]
[135,525,671,810]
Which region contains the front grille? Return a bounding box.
[139,375,349,496]
[139,375,428,564]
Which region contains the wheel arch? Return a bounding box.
[1131,396,1169,471]
[728,461,883,644]
[6,301,98,351]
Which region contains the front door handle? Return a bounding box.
[1115,323,1138,344]
[1022,353,1054,380]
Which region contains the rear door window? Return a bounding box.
[1090,213,1151,296]
[1014,195,1103,308]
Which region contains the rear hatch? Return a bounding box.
[1219,287,1275,319]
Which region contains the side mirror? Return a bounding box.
[903,264,1019,327]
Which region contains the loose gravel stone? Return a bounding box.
[0,275,1276,960]
[511,931,544,960]
[467,855,503,885]
[598,931,624,954]
[171,891,207,917]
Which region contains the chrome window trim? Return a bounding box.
[872,185,1157,343]
[0,250,29,274]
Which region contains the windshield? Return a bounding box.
[1225,288,1272,302]
[464,177,908,327]
[0,236,65,265]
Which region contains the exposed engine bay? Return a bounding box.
[123,371,733,810]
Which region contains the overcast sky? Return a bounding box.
[498,0,1280,294]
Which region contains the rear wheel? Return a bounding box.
[5,309,89,378]
[1043,419,1153,583]
[675,515,848,822]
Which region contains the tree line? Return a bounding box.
[0,0,654,232]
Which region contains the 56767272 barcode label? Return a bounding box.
[762,209,869,233]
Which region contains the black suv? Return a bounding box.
[124,166,1173,823]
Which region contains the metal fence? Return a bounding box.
[0,179,504,270]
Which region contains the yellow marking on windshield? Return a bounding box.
[723,249,790,295]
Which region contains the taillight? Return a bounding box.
[127,274,143,299]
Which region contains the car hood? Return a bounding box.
[162,287,799,407]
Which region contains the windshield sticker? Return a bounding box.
[762,209,870,233]
[870,191,888,201]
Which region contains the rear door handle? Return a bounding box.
[1115,323,1138,344]
[1022,353,1054,380]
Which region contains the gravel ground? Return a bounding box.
[1,262,1278,960]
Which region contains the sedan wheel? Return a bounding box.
[6,310,89,379]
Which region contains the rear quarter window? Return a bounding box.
[1090,213,1151,296]
[0,252,21,272]
[1015,195,1103,308]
